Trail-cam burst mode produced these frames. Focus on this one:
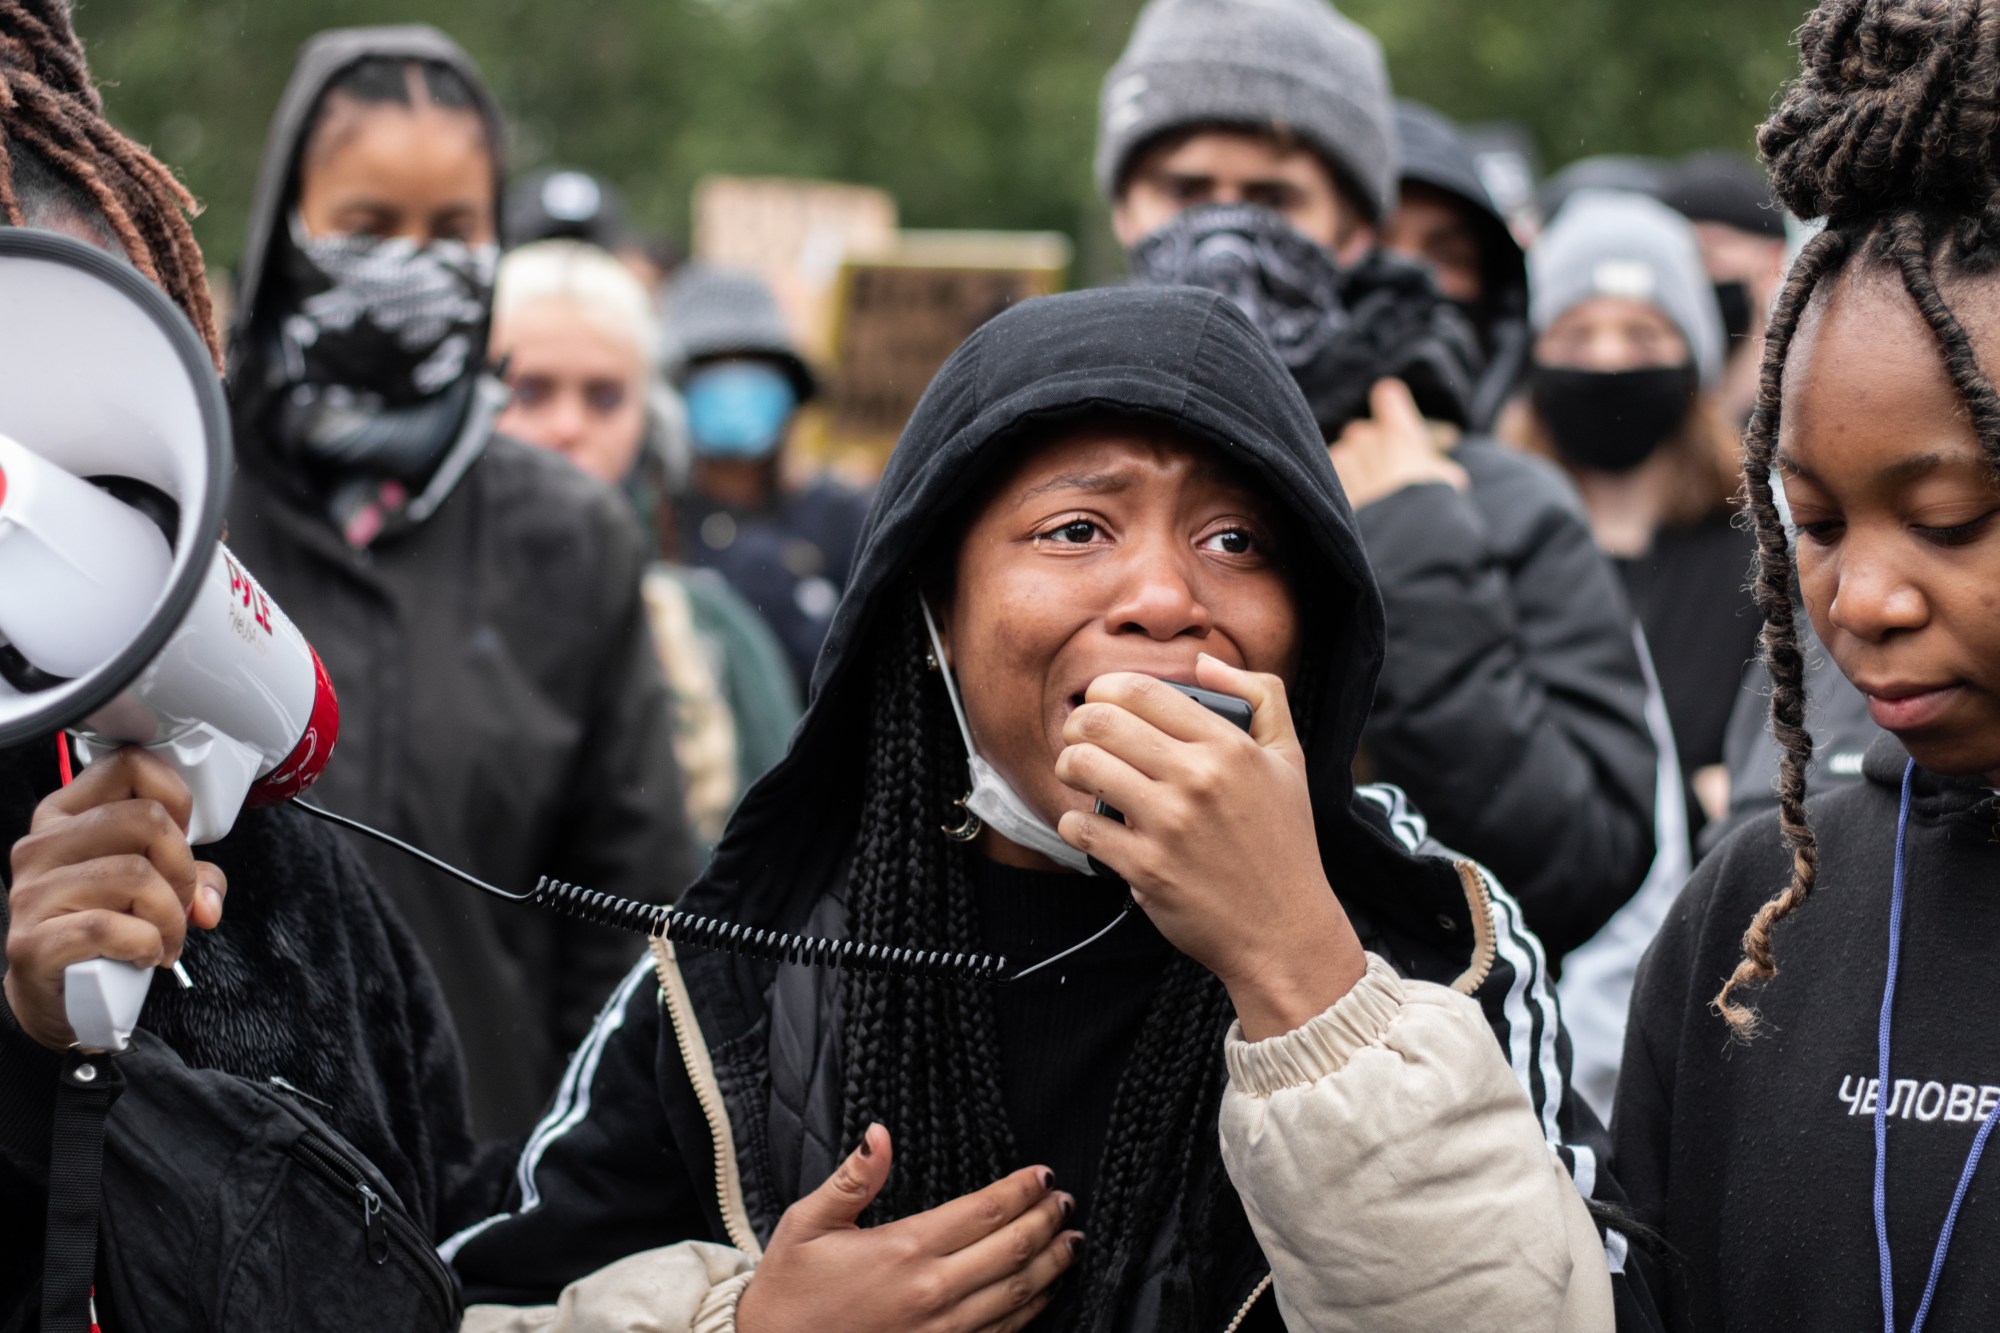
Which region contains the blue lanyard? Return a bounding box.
[1873,758,2000,1332]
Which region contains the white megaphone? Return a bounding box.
[0,230,337,1052]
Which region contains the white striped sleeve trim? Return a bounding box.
[437,951,655,1264]
[1479,863,1568,1152]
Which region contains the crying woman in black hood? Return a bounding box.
[447,287,1633,1332]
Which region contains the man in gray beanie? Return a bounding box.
[1098,0,1671,971]
[1102,0,1391,260]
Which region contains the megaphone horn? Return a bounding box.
[0,229,338,1051]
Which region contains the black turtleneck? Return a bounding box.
[972,856,1176,1234]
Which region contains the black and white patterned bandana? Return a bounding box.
[277,213,497,409]
[267,216,498,541]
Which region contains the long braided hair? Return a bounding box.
[838,591,1255,1331]
[1717,0,2000,1031]
[0,0,217,364]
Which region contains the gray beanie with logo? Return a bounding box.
[1096,0,1397,221]
[1529,189,1727,386]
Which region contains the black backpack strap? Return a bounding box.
[41,1050,123,1333]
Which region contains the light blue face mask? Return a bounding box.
[684,361,797,459]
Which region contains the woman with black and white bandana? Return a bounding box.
[221,26,699,1140]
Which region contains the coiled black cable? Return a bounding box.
[530,876,1012,981]
[296,800,1037,983]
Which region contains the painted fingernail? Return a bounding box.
[1038,1168,1055,1190]
[1059,1194,1074,1221]
[1067,1235,1086,1259]
[857,1128,874,1158]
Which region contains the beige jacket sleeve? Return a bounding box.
[1219,954,1613,1333]
[460,1242,755,1333]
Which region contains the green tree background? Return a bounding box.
[76,0,1811,281]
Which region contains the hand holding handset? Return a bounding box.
[1086,681,1253,878]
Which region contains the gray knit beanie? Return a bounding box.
[665,263,817,401]
[1529,189,1726,386]
[1096,0,1397,221]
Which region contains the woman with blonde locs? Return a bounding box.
[1614,0,2000,1328]
[445,283,1645,1330]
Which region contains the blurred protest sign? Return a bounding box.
[691,175,897,363]
[813,230,1070,476]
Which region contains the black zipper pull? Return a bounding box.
[360,1182,388,1265]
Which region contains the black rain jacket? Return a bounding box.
[445,286,1659,1329]
[223,26,697,1138]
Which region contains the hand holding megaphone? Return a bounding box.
[3,748,228,1052]
[0,230,336,1053]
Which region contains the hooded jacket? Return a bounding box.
[1614,732,2000,1330]
[444,287,1652,1330]
[222,26,697,1138]
[1394,100,1529,433]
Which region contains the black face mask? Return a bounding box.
[1712,279,1753,344]
[1529,363,1699,474]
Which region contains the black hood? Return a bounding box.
[226,26,507,410]
[681,285,1469,964]
[1394,101,1528,430]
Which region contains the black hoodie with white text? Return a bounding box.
[1615,731,2000,1330]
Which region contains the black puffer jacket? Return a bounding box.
[1356,437,1661,960]
[224,26,698,1138]
[446,287,1660,1329]
[0,741,498,1329]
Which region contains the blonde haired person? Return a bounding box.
[493,239,800,845]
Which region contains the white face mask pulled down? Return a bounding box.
[919,597,1100,876]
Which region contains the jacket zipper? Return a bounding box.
[652,937,763,1258]
[1447,860,1498,996]
[1222,1274,1273,1332]
[292,1133,457,1319]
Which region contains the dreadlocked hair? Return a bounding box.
[1717,0,2000,1033]
[0,0,217,365]
[838,592,1254,1332]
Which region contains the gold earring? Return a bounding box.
[942,794,982,842]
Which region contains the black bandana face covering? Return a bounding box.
[1529,362,1700,475]
[1127,203,1480,433]
[1127,201,1350,372]
[273,214,497,478]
